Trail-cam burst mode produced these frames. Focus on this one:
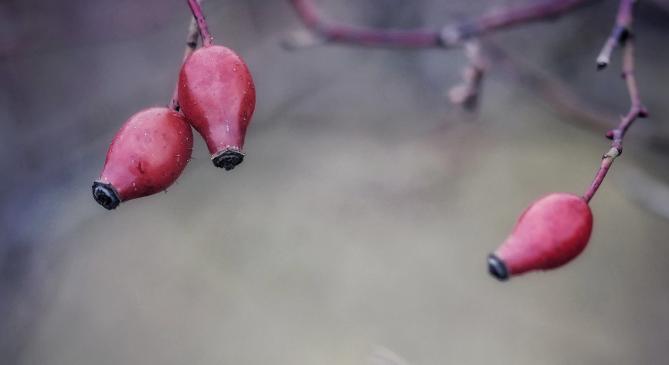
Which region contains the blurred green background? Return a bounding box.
[2,1,669,364]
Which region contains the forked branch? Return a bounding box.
[286,0,596,49]
[170,0,208,111]
[583,0,647,203]
[596,0,637,69]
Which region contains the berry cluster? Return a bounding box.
[92,0,256,210]
[91,0,647,282]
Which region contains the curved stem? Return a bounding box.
[187,0,213,47]
[168,0,204,111]
[169,12,201,111]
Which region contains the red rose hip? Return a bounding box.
[92,107,193,210]
[178,45,256,170]
[488,193,593,280]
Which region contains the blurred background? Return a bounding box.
[2,0,669,364]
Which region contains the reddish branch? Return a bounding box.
[170,0,208,111]
[441,0,596,44]
[287,0,440,48]
[287,0,649,204]
[583,0,647,203]
[187,0,213,47]
[288,0,596,49]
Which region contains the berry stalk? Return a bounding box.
[187,0,213,47]
[169,2,202,111]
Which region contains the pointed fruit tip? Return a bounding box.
[488,254,509,281]
[92,181,120,210]
[212,149,245,170]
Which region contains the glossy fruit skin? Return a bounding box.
[178,45,256,170]
[488,193,593,280]
[92,107,193,209]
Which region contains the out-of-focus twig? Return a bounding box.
[285,0,597,49]
[584,0,647,203]
[448,41,487,110]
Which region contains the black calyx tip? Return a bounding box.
[487,254,509,281]
[92,181,120,210]
[596,61,608,70]
[212,149,245,171]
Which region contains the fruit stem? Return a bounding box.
[169,1,203,111]
[186,0,214,47]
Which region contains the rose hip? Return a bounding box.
[178,45,256,170]
[488,193,593,280]
[92,107,193,210]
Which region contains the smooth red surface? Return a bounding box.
[495,193,593,276]
[178,45,256,156]
[99,107,193,202]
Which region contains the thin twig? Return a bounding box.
[583,0,647,203]
[168,0,213,111]
[187,0,214,47]
[285,0,441,48]
[596,0,636,69]
[448,41,487,110]
[286,0,596,49]
[441,0,597,45]
[169,4,202,111]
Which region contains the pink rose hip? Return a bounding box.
[178,45,256,170]
[92,107,193,209]
[488,193,594,280]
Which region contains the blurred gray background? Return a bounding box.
[2,1,669,364]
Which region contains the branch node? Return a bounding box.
[605,147,622,159]
[637,107,649,118]
[289,0,592,49]
[439,26,463,47]
[448,41,487,110]
[615,26,630,45]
